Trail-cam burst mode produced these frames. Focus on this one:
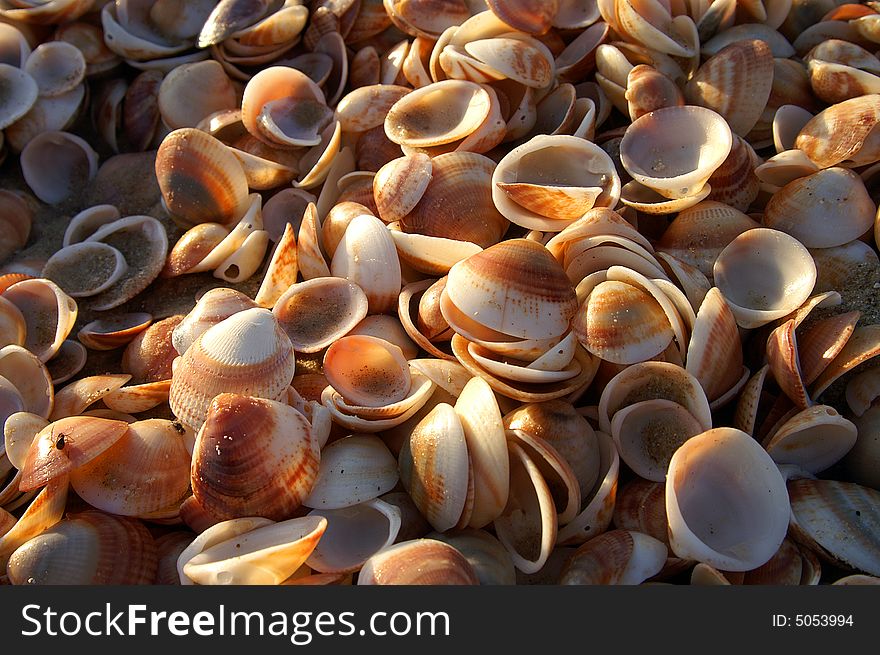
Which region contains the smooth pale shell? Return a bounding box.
[666,427,791,571]
[306,499,401,574]
[323,335,410,408]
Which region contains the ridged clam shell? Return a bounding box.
[399,402,470,532]
[121,315,182,384]
[559,529,668,585]
[795,94,880,168]
[445,238,577,341]
[666,427,790,571]
[685,39,774,136]
[620,105,732,200]
[686,288,744,404]
[70,419,190,517]
[788,479,880,576]
[192,394,319,521]
[845,403,880,489]
[373,153,432,223]
[19,416,130,492]
[811,325,880,399]
[303,434,398,510]
[465,35,555,88]
[764,168,875,248]
[492,134,620,231]
[306,499,401,574]
[272,277,368,353]
[172,288,257,356]
[763,405,857,474]
[706,135,761,212]
[179,516,327,585]
[399,151,508,248]
[169,308,296,432]
[713,228,816,329]
[428,529,516,585]
[612,479,668,545]
[7,510,156,585]
[573,279,674,365]
[358,539,478,585]
[625,64,684,120]
[3,278,77,363]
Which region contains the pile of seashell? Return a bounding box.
[0,0,879,587]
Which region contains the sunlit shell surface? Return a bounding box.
[0,0,877,592]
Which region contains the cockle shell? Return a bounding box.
[169,308,296,431]
[666,427,790,571]
[2,278,77,363]
[77,313,152,351]
[358,539,478,585]
[795,94,880,168]
[20,130,98,205]
[192,394,319,521]
[763,405,858,474]
[559,529,668,585]
[323,335,410,408]
[172,288,257,356]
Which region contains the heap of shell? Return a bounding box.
[0,0,878,587]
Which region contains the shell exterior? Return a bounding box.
[192,394,319,520]
[559,529,668,585]
[169,308,296,431]
[358,538,479,585]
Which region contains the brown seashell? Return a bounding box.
[19,416,130,492]
[358,538,478,585]
[123,70,163,152]
[559,529,668,585]
[7,510,156,585]
[374,153,433,224]
[706,135,761,212]
[78,313,152,351]
[685,39,774,137]
[192,394,319,521]
[625,64,684,120]
[795,94,880,169]
[122,315,184,384]
[323,334,410,407]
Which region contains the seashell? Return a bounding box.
[324,334,410,408]
[764,168,875,249]
[77,313,152,351]
[4,412,49,472]
[23,41,85,99]
[335,84,410,135]
[0,22,30,68]
[555,21,608,83]
[192,394,319,520]
[0,63,38,131]
[62,204,120,248]
[611,398,703,482]
[811,240,880,294]
[685,287,745,405]
[397,279,456,362]
[70,419,190,517]
[464,34,555,89]
[845,402,880,489]
[493,441,557,574]
[706,135,761,212]
[399,151,509,248]
[3,278,77,363]
[399,402,470,532]
[0,296,26,350]
[492,134,621,232]
[788,479,880,576]
[0,472,67,563]
[174,291,257,357]
[373,153,432,224]
[157,60,237,130]
[102,380,173,414]
[833,575,880,585]
[347,315,419,361]
[620,105,732,200]
[795,94,880,169]
[303,434,397,510]
[811,325,880,400]
[179,516,328,585]
[625,64,684,121]
[42,242,127,299]
[573,278,674,365]
[306,499,401,574]
[428,528,516,585]
[84,215,168,312]
[806,39,880,104]
[713,228,816,329]
[763,405,858,474]
[155,531,196,584]
[198,0,271,48]
[559,529,668,585]
[445,239,577,342]
[123,315,183,383]
[169,308,296,432]
[155,128,250,228]
[162,224,230,279]
[846,368,880,418]
[666,427,790,571]
[49,373,130,421]
[20,130,97,205]
[4,82,86,153]
[358,538,478,585]
[122,69,162,152]
[0,346,51,421]
[7,510,156,585]
[454,376,508,528]
[19,415,130,492]
[685,39,774,137]
[330,214,401,315]
[241,65,330,147]
[773,104,814,153]
[702,23,795,58]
